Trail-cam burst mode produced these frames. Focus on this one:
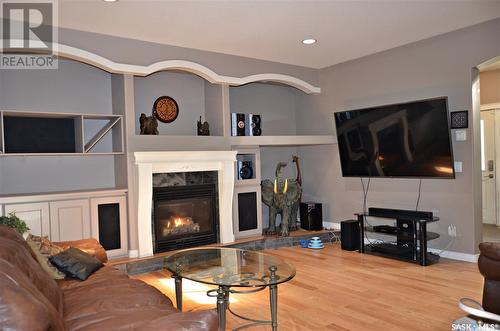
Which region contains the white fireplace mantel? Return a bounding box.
[134,151,237,257]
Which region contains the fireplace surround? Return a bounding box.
[134,151,237,257]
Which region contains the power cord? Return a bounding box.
[360,177,371,214]
[415,178,422,211]
[327,231,340,245]
[432,236,456,256]
[360,177,380,245]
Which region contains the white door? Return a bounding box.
[4,202,50,237]
[50,199,90,241]
[481,110,497,224]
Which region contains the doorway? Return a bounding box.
[480,107,500,242]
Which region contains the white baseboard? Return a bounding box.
[323,221,341,231]
[128,250,139,258]
[427,248,478,263]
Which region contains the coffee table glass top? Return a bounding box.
[164,247,296,287]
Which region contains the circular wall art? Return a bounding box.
[153,96,179,123]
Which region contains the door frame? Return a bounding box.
[481,103,500,227]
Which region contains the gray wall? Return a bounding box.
[134,71,205,135]
[0,59,116,194]
[0,156,115,194]
[0,59,112,113]
[480,69,500,105]
[229,83,303,136]
[297,18,500,254]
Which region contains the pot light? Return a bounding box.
[103,0,118,2]
[302,38,317,45]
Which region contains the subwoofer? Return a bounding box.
[341,220,360,251]
[299,202,323,231]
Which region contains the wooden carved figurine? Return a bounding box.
[197,116,210,136]
[139,113,159,135]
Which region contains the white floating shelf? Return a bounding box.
[128,135,336,151]
[129,135,231,152]
[229,135,336,147]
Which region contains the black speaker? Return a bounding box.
[341,220,360,251]
[238,161,254,180]
[250,114,261,136]
[299,202,323,230]
[237,192,258,232]
[231,113,246,136]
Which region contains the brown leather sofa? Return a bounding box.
[0,225,217,331]
[478,242,500,315]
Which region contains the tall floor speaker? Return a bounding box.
[341,220,360,251]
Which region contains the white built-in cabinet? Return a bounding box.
[0,190,128,257]
[4,202,50,238]
[49,199,91,241]
[232,147,263,238]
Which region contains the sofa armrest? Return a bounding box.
[54,239,108,263]
[479,242,500,261]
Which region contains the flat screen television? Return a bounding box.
[334,97,455,178]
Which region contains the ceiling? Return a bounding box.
[58,0,500,69]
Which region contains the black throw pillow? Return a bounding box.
[49,247,103,281]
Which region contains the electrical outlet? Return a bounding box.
[448,224,457,238]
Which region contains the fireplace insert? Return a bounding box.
[152,184,218,252]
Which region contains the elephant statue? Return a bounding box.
[262,162,302,236]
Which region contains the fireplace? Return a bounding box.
[152,184,218,253]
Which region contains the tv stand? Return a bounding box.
[356,207,440,266]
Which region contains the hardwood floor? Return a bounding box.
[132,244,483,330]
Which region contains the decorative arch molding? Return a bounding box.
[0,42,321,94]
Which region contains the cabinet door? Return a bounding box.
[4,202,50,238]
[233,185,262,238]
[50,199,90,241]
[90,196,128,257]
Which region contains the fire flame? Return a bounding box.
[161,216,200,237]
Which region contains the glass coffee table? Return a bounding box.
[165,247,296,331]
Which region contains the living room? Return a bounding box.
[0,1,500,330]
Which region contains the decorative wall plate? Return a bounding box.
[450,110,468,129]
[153,96,179,123]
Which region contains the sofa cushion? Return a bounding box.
[65,307,217,331]
[27,239,66,280]
[57,265,129,291]
[63,275,175,321]
[0,229,64,314]
[50,248,103,281]
[0,259,66,331]
[54,239,108,264]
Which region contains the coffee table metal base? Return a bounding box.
[207,284,278,331]
[173,266,280,331]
